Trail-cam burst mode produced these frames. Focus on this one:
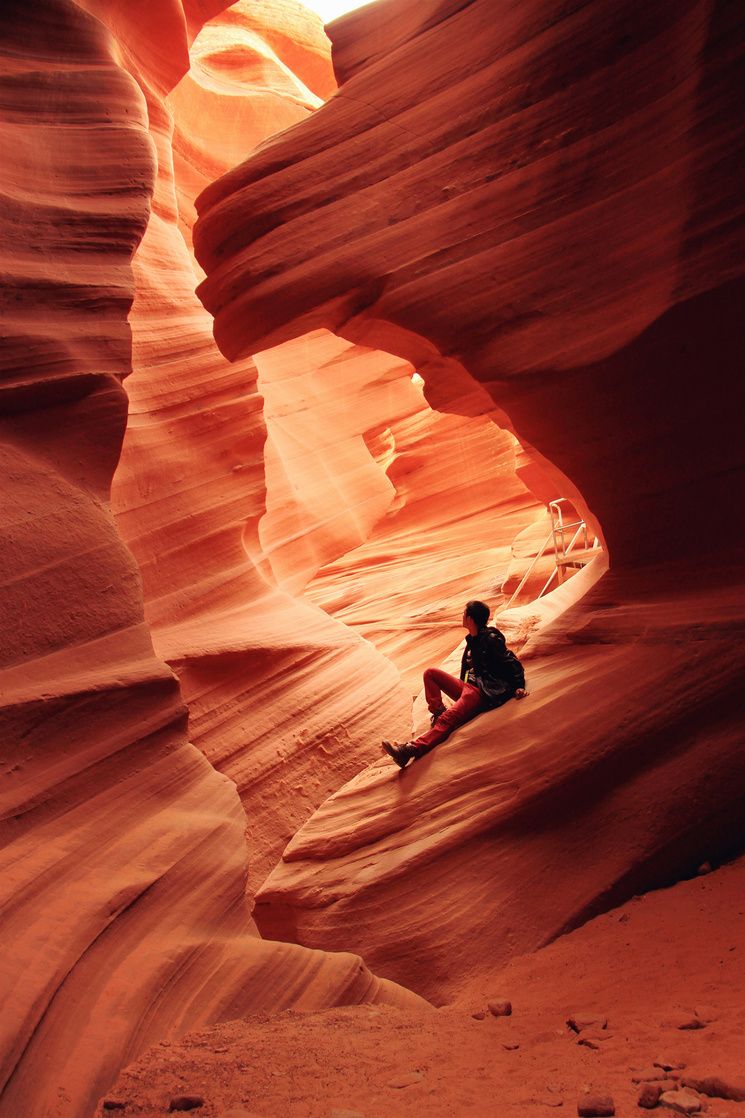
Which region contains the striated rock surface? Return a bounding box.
[0,4,425,1117]
[4,0,744,1112]
[255,567,745,1000]
[194,0,745,998]
[102,855,745,1117]
[257,331,542,687]
[113,0,542,890]
[109,1,418,890]
[195,0,745,566]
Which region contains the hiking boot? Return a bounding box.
[381,740,416,769]
[429,707,446,728]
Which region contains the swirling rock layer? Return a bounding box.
[195,0,745,566]
[193,0,745,999]
[0,5,425,1117]
[255,566,745,1001]
[110,1,419,891]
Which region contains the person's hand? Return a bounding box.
[515,687,528,699]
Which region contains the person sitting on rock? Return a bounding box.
[382,599,527,769]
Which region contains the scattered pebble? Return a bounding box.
[502,1043,520,1051]
[693,1005,718,1023]
[578,1031,613,1050]
[471,1011,486,1020]
[681,1074,745,1102]
[655,1060,687,1073]
[659,1086,703,1113]
[697,862,712,875]
[661,1015,705,1031]
[387,1071,423,1089]
[638,1084,663,1109]
[577,1093,615,1116]
[168,1098,204,1113]
[568,1015,608,1034]
[102,1103,127,1112]
[488,999,512,1018]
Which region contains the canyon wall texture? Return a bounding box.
[196,0,745,566]
[112,0,542,895]
[0,5,429,1117]
[110,0,419,891]
[195,0,745,1000]
[3,0,743,1111]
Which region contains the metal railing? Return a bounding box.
[503,498,593,610]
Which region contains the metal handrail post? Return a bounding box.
[503,530,554,610]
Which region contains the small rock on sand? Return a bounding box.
[634,1070,681,1084]
[568,1015,608,1034]
[472,1010,486,1020]
[578,1031,613,1050]
[638,1084,663,1108]
[660,1087,704,1113]
[655,1060,687,1073]
[681,1074,745,1102]
[387,1071,424,1089]
[661,1015,705,1031]
[102,1103,127,1112]
[693,1005,718,1023]
[168,1098,204,1113]
[577,1093,615,1116]
[488,1000,512,1017]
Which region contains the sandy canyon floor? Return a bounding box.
[103,854,745,1117]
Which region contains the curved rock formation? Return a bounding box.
[256,330,543,687]
[110,1,418,891]
[255,565,745,1000]
[195,0,745,998]
[0,4,425,1116]
[100,853,745,1118]
[113,0,542,892]
[195,0,745,565]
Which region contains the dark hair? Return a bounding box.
[465,600,490,628]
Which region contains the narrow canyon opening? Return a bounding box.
[6,0,743,1114]
[111,0,606,884]
[254,331,603,692]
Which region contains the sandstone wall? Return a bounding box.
[196,0,745,566]
[0,5,428,1116]
[195,0,745,999]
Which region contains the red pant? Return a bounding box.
[412,668,486,753]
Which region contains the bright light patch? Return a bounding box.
[302,0,375,23]
[411,372,424,386]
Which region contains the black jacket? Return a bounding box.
[460,626,525,707]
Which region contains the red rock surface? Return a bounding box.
[256,330,542,686]
[104,853,745,1116]
[110,0,422,889]
[254,564,745,999]
[0,5,426,1117]
[3,0,744,1116]
[194,0,745,998]
[195,0,745,567]
[112,0,543,893]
